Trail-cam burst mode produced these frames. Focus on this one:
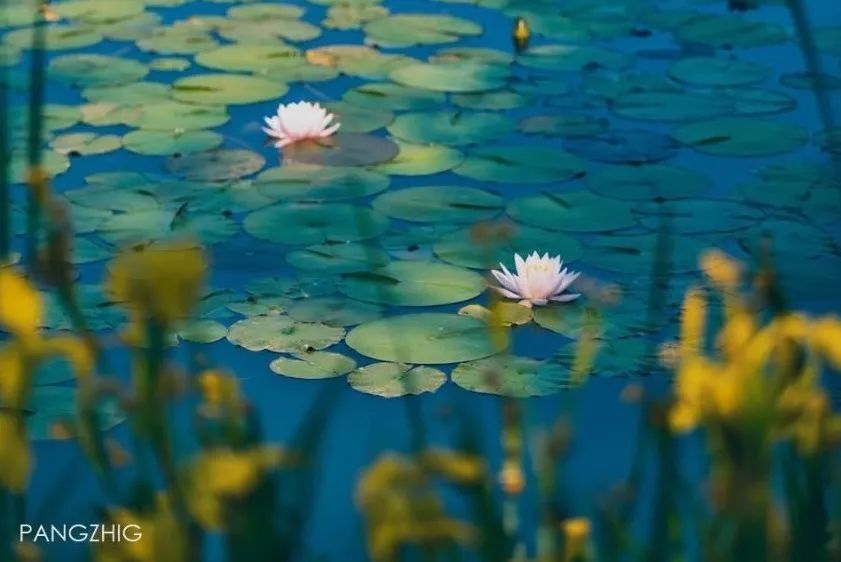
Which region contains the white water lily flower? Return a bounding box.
[262,101,340,148]
[490,252,581,308]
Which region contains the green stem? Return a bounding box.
[25,0,47,270]
[0,13,9,264]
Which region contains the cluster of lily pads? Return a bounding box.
[4,0,841,402]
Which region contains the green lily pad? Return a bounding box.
[96,207,238,245]
[4,24,103,51]
[172,74,288,105]
[553,337,654,377]
[386,110,513,146]
[227,3,305,20]
[390,62,510,93]
[341,261,485,306]
[611,92,733,121]
[195,43,304,73]
[518,45,633,71]
[80,103,142,127]
[123,130,222,156]
[363,14,481,47]
[50,132,121,156]
[373,186,503,224]
[324,4,389,30]
[82,82,170,104]
[287,243,390,273]
[452,357,572,397]
[671,117,808,156]
[178,319,228,343]
[166,149,265,181]
[433,224,583,269]
[256,165,389,201]
[371,142,463,176]
[587,164,710,200]
[342,82,446,111]
[227,313,345,353]
[519,114,609,138]
[347,313,502,364]
[52,0,145,22]
[244,202,389,245]
[582,232,710,274]
[323,102,394,133]
[149,57,191,72]
[431,47,514,65]
[723,89,796,116]
[667,57,771,87]
[507,191,637,233]
[348,363,447,397]
[533,304,605,339]
[634,199,764,234]
[458,302,533,326]
[455,146,586,184]
[287,297,384,327]
[137,27,218,55]
[9,151,70,184]
[49,54,148,87]
[122,101,229,131]
[452,90,529,110]
[306,45,413,79]
[282,133,399,167]
[565,130,677,164]
[216,19,321,43]
[676,14,788,48]
[270,351,357,380]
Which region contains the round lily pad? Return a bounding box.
[306,45,412,79]
[287,297,384,327]
[244,202,389,245]
[52,0,145,22]
[587,164,710,200]
[282,133,399,167]
[51,132,121,156]
[518,45,633,72]
[137,27,218,55]
[452,357,571,397]
[565,130,677,163]
[781,72,841,91]
[458,302,533,327]
[582,232,709,274]
[270,351,356,379]
[4,24,103,51]
[216,19,321,44]
[123,130,222,156]
[507,191,637,233]
[389,62,510,93]
[324,4,389,30]
[172,74,288,105]
[667,57,771,87]
[287,243,390,273]
[166,149,265,181]
[178,319,227,343]
[227,3,305,20]
[433,225,583,269]
[611,91,733,121]
[372,142,463,176]
[323,102,394,133]
[386,110,513,146]
[452,90,529,110]
[346,313,502,364]
[195,43,304,73]
[634,199,764,234]
[676,14,788,48]
[533,304,606,339]
[724,89,797,116]
[363,14,481,47]
[82,81,170,104]
[348,363,447,397]
[454,146,586,184]
[343,82,446,111]
[227,313,345,353]
[256,165,389,201]
[519,114,609,138]
[340,261,485,306]
[49,54,148,87]
[122,101,229,131]
[372,186,504,223]
[96,207,238,245]
[671,117,808,156]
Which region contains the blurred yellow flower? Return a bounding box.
[107,242,207,328]
[670,357,747,432]
[0,412,31,492]
[0,268,43,339]
[419,449,486,485]
[561,517,591,562]
[680,287,706,358]
[810,317,841,369]
[197,369,239,407]
[700,250,742,290]
[95,495,189,562]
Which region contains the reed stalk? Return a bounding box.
[25,0,48,270]
[0,0,10,263]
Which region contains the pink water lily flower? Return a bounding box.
[490,252,581,308]
[262,101,341,148]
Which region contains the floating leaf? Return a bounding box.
[390,62,510,93]
[676,14,788,48]
[667,57,771,87]
[245,202,389,245]
[270,351,357,379]
[287,297,384,327]
[82,81,170,104]
[587,164,710,200]
[363,14,481,47]
[458,303,533,326]
[287,243,390,273]
[166,149,265,181]
[343,82,446,111]
[507,191,637,233]
[341,261,485,306]
[634,199,764,234]
[51,132,121,156]
[227,313,345,353]
[386,110,512,146]
[282,133,399,167]
[172,74,288,105]
[123,130,223,156]
[5,24,103,51]
[451,357,571,397]
[323,102,394,133]
[519,114,609,137]
[348,363,446,397]
[565,130,677,164]
[373,186,504,223]
[455,146,586,184]
[518,45,633,71]
[611,92,733,121]
[49,54,148,87]
[122,101,229,131]
[256,165,389,201]
[195,43,304,73]
[371,142,463,176]
[178,319,227,343]
[671,117,808,156]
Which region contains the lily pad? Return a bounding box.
[5,24,103,51]
[587,164,710,200]
[458,302,533,326]
[433,224,583,269]
[582,232,710,274]
[287,297,384,327]
[166,149,265,181]
[507,191,637,233]
[341,261,485,306]
[122,101,229,131]
[372,186,504,223]
[634,199,764,234]
[519,114,609,138]
[667,57,771,87]
[565,130,677,163]
[363,14,481,47]
[270,351,357,379]
[282,133,399,167]
[323,102,394,133]
[455,146,586,184]
[346,313,503,364]
[451,357,571,397]
[244,202,389,245]
[123,130,222,156]
[343,82,446,111]
[51,132,121,156]
[371,142,463,176]
[676,14,788,48]
[348,363,447,397]
[256,165,389,201]
[452,90,529,110]
[96,207,238,245]
[611,92,733,121]
[195,43,304,73]
[671,117,808,156]
[137,27,218,55]
[49,54,148,87]
[287,243,390,273]
[172,74,288,105]
[82,82,170,104]
[227,313,345,353]
[178,319,228,343]
[533,304,606,339]
[390,62,510,93]
[518,45,633,72]
[386,110,512,146]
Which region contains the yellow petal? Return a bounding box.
[680,287,706,358]
[0,268,43,337]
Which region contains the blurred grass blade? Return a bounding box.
[25,0,48,269]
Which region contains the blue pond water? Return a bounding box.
[4,0,840,560]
